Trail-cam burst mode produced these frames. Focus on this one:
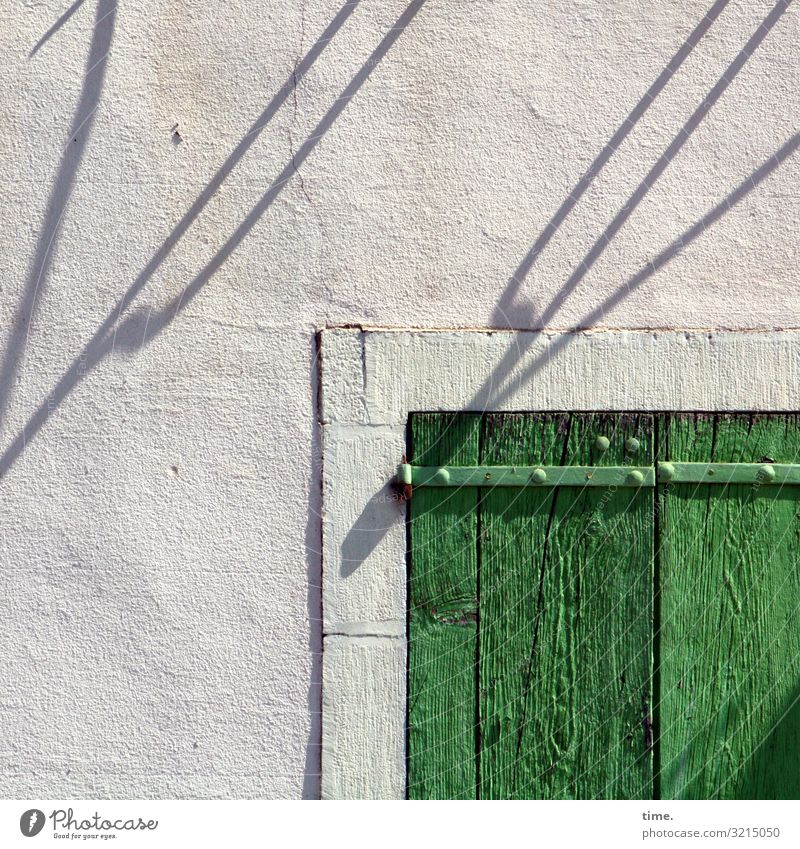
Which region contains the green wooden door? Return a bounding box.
[658,414,800,799]
[407,412,800,800]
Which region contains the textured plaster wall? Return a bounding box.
[0,0,797,798]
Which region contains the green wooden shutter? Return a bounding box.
[408,413,480,800]
[407,411,800,800]
[658,414,800,799]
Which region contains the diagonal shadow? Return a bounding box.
[108,0,426,347]
[472,131,800,413]
[493,0,731,328]
[0,0,117,425]
[29,0,88,57]
[715,681,800,799]
[660,678,800,798]
[3,0,359,420]
[0,0,425,480]
[0,0,358,464]
[6,0,423,801]
[473,0,792,410]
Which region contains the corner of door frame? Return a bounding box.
[318,327,800,799]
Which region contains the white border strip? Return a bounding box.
[319,328,800,799]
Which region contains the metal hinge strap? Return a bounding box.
[397,462,795,491]
[397,464,654,488]
[657,462,796,485]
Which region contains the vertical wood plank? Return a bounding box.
[477,412,570,799]
[479,413,654,799]
[658,413,800,799]
[407,413,480,799]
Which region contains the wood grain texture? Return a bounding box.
[658,414,800,799]
[479,414,653,799]
[407,413,480,799]
[408,411,800,800]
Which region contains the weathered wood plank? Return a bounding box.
[658,414,800,799]
[407,413,480,799]
[479,413,654,799]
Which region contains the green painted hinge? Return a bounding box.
[658,462,799,485]
[397,462,796,492]
[397,464,653,489]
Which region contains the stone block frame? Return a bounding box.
[319,327,800,799]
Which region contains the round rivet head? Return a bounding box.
[625,437,640,453]
[432,467,450,485]
[397,463,413,485]
[594,435,610,452]
[626,469,645,486]
[659,462,676,482]
[757,464,776,483]
[532,468,547,484]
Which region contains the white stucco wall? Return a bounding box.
[1,0,797,799]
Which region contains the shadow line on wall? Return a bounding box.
[471,0,794,412]
[0,0,424,481]
[0,0,425,801]
[29,0,88,57]
[333,0,798,583]
[471,131,800,413]
[0,0,117,426]
[493,0,732,329]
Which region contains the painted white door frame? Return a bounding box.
[319,327,800,799]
